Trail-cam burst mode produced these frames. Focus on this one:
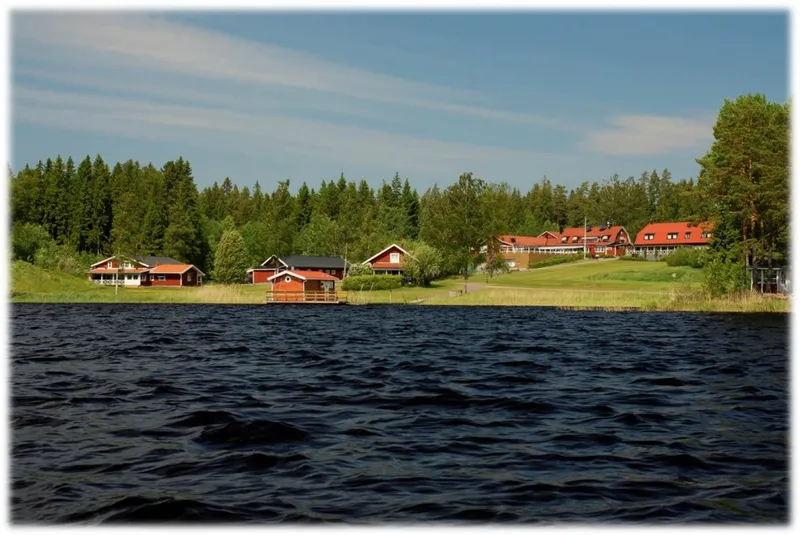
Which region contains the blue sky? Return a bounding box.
[10,11,788,193]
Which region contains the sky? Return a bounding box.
[9,10,789,193]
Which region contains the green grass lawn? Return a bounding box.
[345,278,464,303]
[482,259,704,291]
[10,261,464,304]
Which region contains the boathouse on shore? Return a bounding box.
[266,269,340,302]
[248,255,350,283]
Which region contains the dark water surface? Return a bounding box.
[11,304,789,524]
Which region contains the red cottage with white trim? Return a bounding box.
[362,243,411,275]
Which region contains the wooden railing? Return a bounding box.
[265,290,349,303]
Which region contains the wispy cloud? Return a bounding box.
[13,12,575,130]
[583,113,715,156]
[13,86,554,175]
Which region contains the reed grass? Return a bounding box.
[422,286,790,313]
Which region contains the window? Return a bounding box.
[667,233,678,240]
[602,235,609,241]
[561,236,567,243]
[158,275,166,281]
[620,237,626,243]
[285,276,292,283]
[571,236,579,243]
[390,252,400,263]
[685,232,692,239]
[187,273,193,282]
[123,262,132,268]
[701,232,712,239]
[142,275,148,281]
[644,233,654,241]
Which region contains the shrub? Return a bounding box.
[346,262,373,277]
[703,258,746,297]
[12,223,53,262]
[402,242,443,286]
[664,247,707,268]
[213,229,250,284]
[33,242,99,277]
[620,253,648,262]
[528,255,581,269]
[342,274,403,291]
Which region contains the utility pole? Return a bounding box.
[583,216,587,260]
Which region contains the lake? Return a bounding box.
[10,304,789,524]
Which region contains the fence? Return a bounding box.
[265,290,349,303]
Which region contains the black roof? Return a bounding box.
[282,255,351,269]
[133,255,184,267]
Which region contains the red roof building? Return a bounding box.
[363,243,412,275]
[267,269,338,302]
[633,222,714,257]
[88,255,205,287]
[494,225,632,257]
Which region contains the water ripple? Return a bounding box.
[11,304,788,524]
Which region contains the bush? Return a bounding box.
[32,241,98,276]
[664,247,707,268]
[12,223,53,262]
[620,252,648,261]
[703,258,746,297]
[402,242,443,286]
[528,255,581,269]
[346,262,373,277]
[342,274,403,291]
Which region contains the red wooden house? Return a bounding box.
[633,221,714,258]
[88,255,205,287]
[266,270,339,302]
[248,255,350,283]
[493,225,631,257]
[362,244,411,275]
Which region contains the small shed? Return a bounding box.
[268,269,338,295]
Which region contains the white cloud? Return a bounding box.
[13,86,554,175]
[12,12,576,130]
[583,114,715,156]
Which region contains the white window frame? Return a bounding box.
[123,262,132,268]
[187,273,193,282]
[644,234,654,241]
[390,252,400,263]
[285,276,292,283]
[157,275,166,281]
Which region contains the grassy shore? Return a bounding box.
[10,261,464,305]
[10,260,790,312]
[423,286,790,313]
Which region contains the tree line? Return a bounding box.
[9,162,706,273]
[9,93,788,291]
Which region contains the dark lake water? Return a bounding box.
[11,304,789,524]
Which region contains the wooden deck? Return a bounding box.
[265,290,351,304]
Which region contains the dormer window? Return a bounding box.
[701,232,712,239]
[571,236,579,243]
[510,237,516,244]
[667,233,678,240]
[561,236,567,243]
[644,233,654,241]
[685,232,691,239]
[602,235,609,241]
